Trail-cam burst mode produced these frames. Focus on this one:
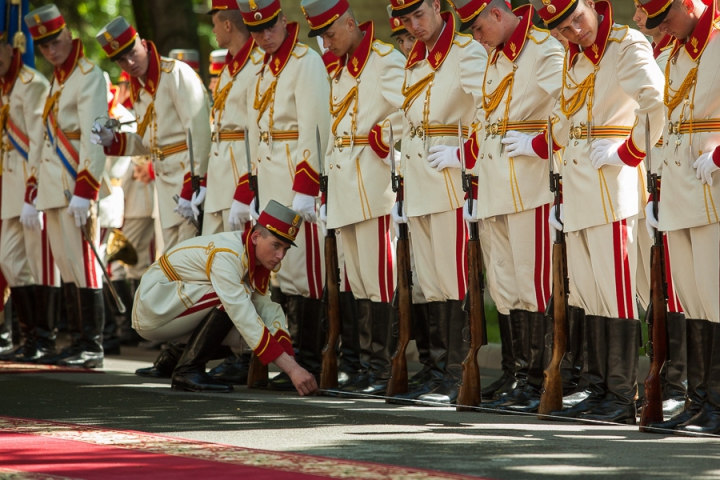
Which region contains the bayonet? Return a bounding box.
[244,126,259,214]
[316,125,327,194]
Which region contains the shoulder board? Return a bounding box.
[609,24,629,43]
[527,26,551,45]
[161,59,175,73]
[453,32,473,48]
[292,43,309,59]
[372,39,394,56]
[78,57,95,74]
[250,49,264,65]
[18,66,35,84]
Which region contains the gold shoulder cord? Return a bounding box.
[330,85,359,136]
[561,51,598,127]
[401,71,435,115]
[664,52,698,130]
[212,81,234,126]
[254,71,278,135]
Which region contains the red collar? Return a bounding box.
[652,34,675,59]
[406,11,456,70]
[227,37,257,77]
[491,4,534,65]
[0,50,22,96]
[337,21,375,79]
[54,39,83,85]
[263,22,299,77]
[671,0,719,61]
[322,49,342,76]
[567,0,612,66]
[130,41,162,102]
[243,229,270,295]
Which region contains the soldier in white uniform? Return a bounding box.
[132,199,318,396]
[387,6,416,56]
[25,5,108,368]
[0,25,62,363]
[168,49,201,73]
[238,0,331,390]
[208,48,228,98]
[92,17,212,253]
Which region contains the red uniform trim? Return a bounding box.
[612,219,634,319]
[176,292,222,319]
[263,22,299,77]
[712,146,720,168]
[303,0,349,31]
[274,330,295,357]
[104,131,127,157]
[369,123,389,159]
[41,226,55,286]
[617,135,645,167]
[376,215,394,303]
[180,172,194,201]
[405,12,455,71]
[255,326,286,365]
[534,204,551,312]
[567,1,612,66]
[29,16,65,41]
[24,176,38,204]
[74,169,101,200]
[233,173,255,204]
[531,129,561,159]
[455,207,469,301]
[458,131,479,169]
[130,41,162,102]
[82,235,100,289]
[53,39,83,85]
[303,222,323,300]
[292,159,320,197]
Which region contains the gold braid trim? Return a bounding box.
[401,72,435,113]
[42,91,61,125]
[561,67,595,118]
[664,57,697,120]
[483,71,514,120]
[211,82,234,125]
[0,104,10,132]
[254,78,278,131]
[330,86,358,136]
[136,103,156,139]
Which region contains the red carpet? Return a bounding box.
[0,417,480,479]
[0,362,102,374]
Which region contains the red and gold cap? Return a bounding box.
[448,0,489,31]
[208,0,240,14]
[169,49,201,72]
[637,0,673,29]
[237,0,283,32]
[258,199,303,246]
[96,17,138,60]
[300,0,349,37]
[24,4,66,44]
[387,4,407,36]
[209,49,228,76]
[389,0,425,18]
[537,0,579,30]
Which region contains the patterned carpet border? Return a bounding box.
[0,362,102,374]
[0,416,481,480]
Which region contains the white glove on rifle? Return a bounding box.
[427,145,460,171]
[67,195,91,227]
[319,203,328,237]
[645,201,659,240]
[590,139,625,169]
[190,186,206,217]
[20,203,43,231]
[174,197,195,219]
[548,204,564,234]
[501,131,537,158]
[463,197,478,223]
[292,192,317,223]
[90,121,114,147]
[228,199,251,231]
[693,152,719,186]
[391,201,408,224]
[250,198,260,221]
[387,148,401,168]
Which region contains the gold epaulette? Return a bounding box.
[19,66,34,84]
[292,43,309,59]
[609,24,629,43]
[78,57,94,74]
[453,32,473,48]
[372,40,394,56]
[161,59,175,74]
[528,26,551,45]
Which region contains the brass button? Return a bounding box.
[488,154,493,160]
[573,159,577,164]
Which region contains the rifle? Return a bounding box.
[640,114,668,431]
[244,126,259,216]
[538,116,569,417]
[186,128,203,235]
[386,124,413,398]
[457,120,487,411]
[318,125,342,390]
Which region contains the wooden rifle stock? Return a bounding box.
[320,228,341,389]
[247,353,268,388]
[386,223,412,398]
[457,221,486,410]
[538,238,568,416]
[639,241,668,430]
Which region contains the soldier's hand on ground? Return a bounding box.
[427,145,460,171]
[548,203,564,234]
[289,365,319,396]
[133,163,154,184]
[190,186,206,217]
[501,131,536,158]
[292,192,317,223]
[391,201,408,224]
[250,197,260,221]
[693,152,719,186]
[90,121,114,147]
[228,200,251,231]
[67,195,91,228]
[319,203,328,236]
[590,139,624,169]
[20,203,43,231]
[645,201,659,239]
[174,197,195,219]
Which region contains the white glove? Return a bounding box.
[463,197,478,223]
[20,203,43,231]
[228,199,251,231]
[250,197,260,221]
[292,192,317,223]
[501,131,537,158]
[693,152,719,186]
[190,186,206,217]
[67,195,91,227]
[391,201,408,224]
[319,203,328,237]
[90,121,114,147]
[548,203,564,234]
[590,139,625,169]
[645,201,659,239]
[427,145,460,171]
[384,148,401,168]
[174,197,195,219]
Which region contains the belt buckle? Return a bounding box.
[569,124,583,140]
[259,131,270,144]
[334,136,344,151]
[669,121,680,135]
[490,123,499,137]
[409,124,416,139]
[153,148,164,161]
[415,126,424,139]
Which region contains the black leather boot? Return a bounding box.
[102,282,121,355]
[485,310,532,407]
[58,288,105,368]
[661,312,687,417]
[499,312,549,413]
[40,283,82,365]
[337,291,363,386]
[388,301,447,404]
[648,318,711,431]
[482,312,518,400]
[560,306,585,395]
[340,299,373,389]
[418,300,468,405]
[548,315,608,419]
[284,293,302,355]
[116,279,141,346]
[171,309,235,392]
[136,343,185,377]
[0,286,37,361]
[209,352,251,384]
[579,318,640,425]
[408,302,433,388]
[0,309,12,355]
[19,286,59,362]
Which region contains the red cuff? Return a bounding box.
[255,327,288,365]
[531,131,560,160]
[180,172,194,200]
[712,146,720,167]
[616,136,645,167]
[24,176,38,204]
[292,159,320,197]
[103,132,127,156]
[234,173,255,204]
[274,330,295,357]
[456,131,479,169]
[369,123,390,159]
[73,169,100,200]
[147,161,155,181]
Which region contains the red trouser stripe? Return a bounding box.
[455,208,468,301]
[41,225,55,286]
[304,223,322,300]
[534,204,551,312]
[663,239,683,313]
[82,235,99,289]
[176,292,221,318]
[613,220,634,319]
[384,215,395,302]
[376,215,394,303]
